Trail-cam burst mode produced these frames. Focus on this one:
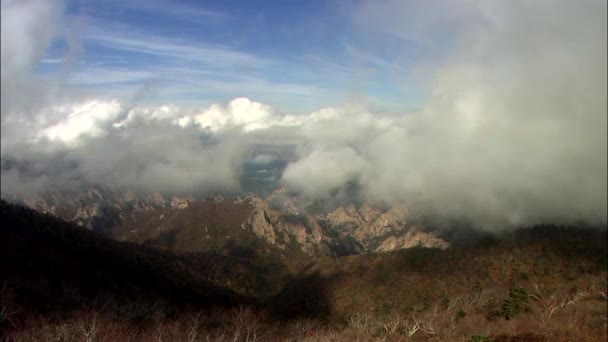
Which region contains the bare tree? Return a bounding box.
[532,283,594,325]
[403,315,420,337]
[230,306,267,342]
[186,310,203,342]
[77,313,97,342]
[382,314,400,336]
[0,284,20,329]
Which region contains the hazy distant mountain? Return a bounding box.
[14,185,449,260]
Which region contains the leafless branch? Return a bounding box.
[78,313,97,342]
[404,315,420,337]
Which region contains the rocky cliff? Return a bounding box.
[19,187,449,258]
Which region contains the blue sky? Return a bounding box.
[36,0,426,112]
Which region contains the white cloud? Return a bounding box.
[1,0,605,229]
[1,0,64,131]
[282,146,366,197]
[349,0,607,226]
[193,97,278,132]
[39,100,123,143]
[279,0,607,227]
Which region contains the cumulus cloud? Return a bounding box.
[282,146,366,197]
[283,0,606,226]
[1,98,261,196]
[190,97,289,133]
[38,100,124,143]
[1,0,65,145]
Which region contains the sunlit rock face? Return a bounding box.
[236,194,283,247]
[19,185,449,257]
[316,202,440,252]
[375,230,450,253]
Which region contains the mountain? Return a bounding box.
[3,199,606,341]
[17,186,195,234]
[0,200,289,316]
[17,186,450,261]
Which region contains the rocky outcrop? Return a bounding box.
[236,194,285,247]
[23,196,57,215]
[21,187,192,231]
[267,186,301,215]
[170,196,190,209]
[325,204,364,228]
[319,203,412,251]
[20,186,450,257]
[352,206,409,244]
[358,203,383,223]
[374,230,449,253]
[236,193,332,255]
[284,216,325,255]
[72,205,101,228]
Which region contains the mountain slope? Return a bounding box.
[19,186,451,261]
[0,200,274,320]
[2,199,606,341]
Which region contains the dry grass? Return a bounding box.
[7,275,606,342]
[3,202,606,341]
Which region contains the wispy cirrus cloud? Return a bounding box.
[84,25,268,69]
[113,0,231,21]
[39,14,350,110]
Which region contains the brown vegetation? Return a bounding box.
[1,200,606,341]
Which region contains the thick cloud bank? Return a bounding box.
[1,0,63,146]
[1,0,606,227]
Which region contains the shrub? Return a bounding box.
[497,285,531,320]
[457,309,467,320]
[440,296,450,310]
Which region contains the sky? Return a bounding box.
[33,0,423,112]
[1,0,607,228]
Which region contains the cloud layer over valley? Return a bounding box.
[1,0,606,227]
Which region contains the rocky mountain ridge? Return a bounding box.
[17,186,449,258]
[20,187,194,232]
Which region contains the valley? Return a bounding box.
[2,192,606,341]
